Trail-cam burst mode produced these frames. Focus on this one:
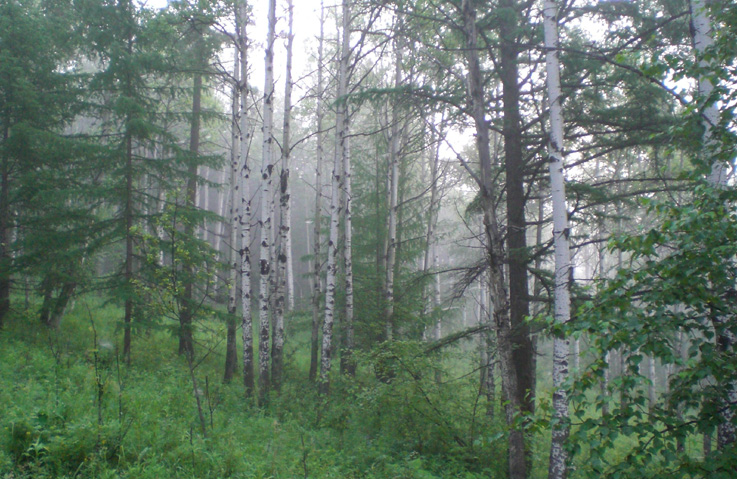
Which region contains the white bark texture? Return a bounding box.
[227,49,240,337]
[236,0,254,395]
[341,77,355,374]
[320,0,350,393]
[280,0,295,313]
[691,0,725,185]
[543,1,571,478]
[258,0,277,399]
[309,0,325,383]
[272,0,294,391]
[385,28,402,341]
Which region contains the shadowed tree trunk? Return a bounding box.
[224,49,240,385]
[462,1,526,477]
[178,40,202,359]
[499,0,535,424]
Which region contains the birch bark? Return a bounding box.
[384,26,402,341]
[224,50,240,385]
[690,0,735,448]
[238,4,255,393]
[309,0,326,383]
[321,0,350,393]
[543,1,571,477]
[272,0,294,391]
[258,0,277,400]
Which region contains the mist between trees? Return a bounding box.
[0,0,735,477]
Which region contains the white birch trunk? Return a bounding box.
[224,49,240,384]
[271,0,294,391]
[543,1,571,477]
[385,28,402,341]
[691,0,724,185]
[341,78,355,375]
[320,0,350,393]
[690,0,735,447]
[236,0,255,395]
[309,0,325,383]
[258,0,277,400]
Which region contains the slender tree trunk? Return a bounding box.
[479,270,495,417]
[340,0,356,373]
[543,1,572,477]
[321,0,350,394]
[179,59,202,359]
[309,0,326,383]
[213,168,228,259]
[272,0,294,391]
[340,87,355,376]
[258,0,277,402]
[0,125,10,328]
[421,121,441,334]
[384,27,402,342]
[462,2,525,477]
[123,129,134,364]
[224,50,241,384]
[236,0,254,396]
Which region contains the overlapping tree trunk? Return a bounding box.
[543,0,572,477]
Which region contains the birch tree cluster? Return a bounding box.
[0,0,735,477]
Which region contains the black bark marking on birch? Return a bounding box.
[260,259,269,275]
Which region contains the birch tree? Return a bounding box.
[272,0,294,391]
[309,0,326,383]
[237,0,255,394]
[258,0,277,400]
[384,27,401,342]
[321,0,350,394]
[223,50,240,384]
[543,0,571,477]
[690,0,734,448]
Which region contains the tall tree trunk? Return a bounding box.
[384,27,402,342]
[273,0,294,391]
[123,129,134,364]
[462,2,526,477]
[309,0,326,383]
[258,0,277,402]
[238,0,255,394]
[0,125,10,328]
[321,0,350,394]
[340,80,355,376]
[213,168,228,259]
[179,57,202,359]
[499,0,535,421]
[690,0,735,448]
[340,0,355,374]
[543,1,571,477]
[224,50,241,385]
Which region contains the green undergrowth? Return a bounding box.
[0,300,507,478]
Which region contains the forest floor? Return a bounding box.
[0,297,534,478]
